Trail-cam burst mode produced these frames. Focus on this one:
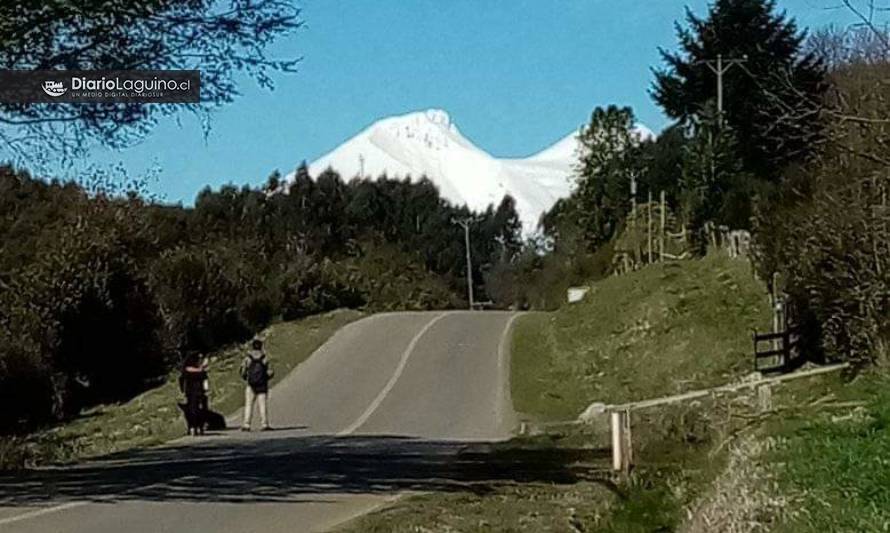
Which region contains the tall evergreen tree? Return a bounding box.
[636,124,687,208]
[574,105,641,246]
[680,104,745,233]
[652,0,827,177]
[488,195,522,263]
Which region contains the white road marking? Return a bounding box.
[225,313,390,429]
[0,475,196,526]
[496,313,522,431]
[0,501,88,526]
[337,312,452,436]
[317,492,408,533]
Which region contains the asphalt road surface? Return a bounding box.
[0,311,522,533]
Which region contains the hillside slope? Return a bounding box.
[512,254,771,421]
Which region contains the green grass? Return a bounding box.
[512,253,771,421]
[763,371,890,532]
[0,309,363,469]
[652,369,890,532]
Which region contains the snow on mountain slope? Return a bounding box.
[292,109,653,233]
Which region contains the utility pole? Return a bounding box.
[630,171,638,227]
[452,217,475,310]
[659,190,666,262]
[697,54,747,127]
[358,154,365,178]
[647,191,653,264]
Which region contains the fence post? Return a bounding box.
[647,191,653,264]
[659,190,666,262]
[783,328,793,370]
[770,273,780,354]
[752,330,758,371]
[611,409,633,474]
[611,411,623,471]
[623,408,633,470]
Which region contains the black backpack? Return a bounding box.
[246,357,267,388]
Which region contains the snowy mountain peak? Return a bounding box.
[423,108,452,127]
[375,109,459,139]
[526,132,582,163]
[294,109,654,234]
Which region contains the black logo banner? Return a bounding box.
[0,70,200,103]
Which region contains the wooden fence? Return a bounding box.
[604,363,849,474]
[753,326,802,372]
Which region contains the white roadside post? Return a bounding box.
[610,409,633,474]
[611,411,623,471]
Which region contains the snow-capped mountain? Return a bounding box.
[292,109,653,233]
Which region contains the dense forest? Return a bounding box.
[0,165,521,430]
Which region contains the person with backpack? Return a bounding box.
[240,336,274,431]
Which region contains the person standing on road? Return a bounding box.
[179,352,209,435]
[240,336,274,431]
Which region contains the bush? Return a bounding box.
[0,215,166,425]
[755,173,890,366]
[280,258,364,319]
[280,242,458,318]
[485,241,615,311]
[753,63,890,367]
[148,242,268,352]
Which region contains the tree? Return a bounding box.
[487,195,522,263]
[652,0,827,177]
[573,105,642,246]
[806,24,890,68]
[0,1,302,165]
[636,124,687,208]
[679,104,749,235]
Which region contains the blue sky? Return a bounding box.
[89,0,857,204]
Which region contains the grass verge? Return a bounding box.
[763,371,890,532]
[671,368,889,532]
[0,309,363,470]
[512,253,770,421]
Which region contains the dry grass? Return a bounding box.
[680,436,796,533]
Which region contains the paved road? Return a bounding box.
[0,311,521,533]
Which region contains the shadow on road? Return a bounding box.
[0,432,613,506]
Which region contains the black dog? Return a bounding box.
[204,409,227,431]
[178,401,204,435]
[177,403,227,434]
